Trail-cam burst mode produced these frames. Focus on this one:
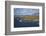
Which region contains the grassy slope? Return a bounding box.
[21,16,39,20]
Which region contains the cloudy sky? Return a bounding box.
[14,8,39,16]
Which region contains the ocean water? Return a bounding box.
[14,17,39,28]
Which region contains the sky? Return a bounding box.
[14,8,39,16]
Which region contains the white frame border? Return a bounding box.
[11,5,42,32]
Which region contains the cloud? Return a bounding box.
[14,8,39,16]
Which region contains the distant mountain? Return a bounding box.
[14,13,39,17]
[32,13,39,16]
